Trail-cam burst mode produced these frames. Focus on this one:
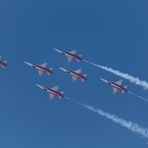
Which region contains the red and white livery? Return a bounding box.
[59,67,87,82]
[36,84,64,99]
[100,78,128,94]
[54,48,82,62]
[0,57,8,68]
[24,61,53,76]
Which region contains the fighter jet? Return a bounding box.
[24,62,53,76]
[36,84,64,99]
[59,67,87,82]
[0,57,8,68]
[54,48,82,62]
[100,78,128,94]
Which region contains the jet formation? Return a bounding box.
[2,51,148,143]
[1,49,129,100]
[24,49,128,99]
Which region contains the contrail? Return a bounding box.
[128,91,148,103]
[83,59,148,90]
[65,97,148,139]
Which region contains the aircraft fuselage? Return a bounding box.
[111,81,127,92]
[35,64,53,74]
[47,87,64,98]
[70,71,87,80]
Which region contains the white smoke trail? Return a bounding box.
[82,104,148,138]
[128,91,148,103]
[65,97,148,139]
[83,59,148,90]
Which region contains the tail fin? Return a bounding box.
[122,86,128,94]
[84,74,87,78]
[47,68,53,75]
[58,91,64,99]
[81,74,87,81]
[76,55,82,62]
[124,86,128,89]
[50,68,53,71]
[61,91,64,96]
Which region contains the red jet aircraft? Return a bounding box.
[36,84,64,99]
[54,48,82,62]
[100,78,128,94]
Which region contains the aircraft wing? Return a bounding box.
[69,50,77,54]
[67,56,73,62]
[52,86,59,91]
[116,80,123,85]
[74,69,82,74]
[49,93,55,99]
[40,62,48,68]
[38,70,44,76]
[112,87,118,94]
[72,76,77,81]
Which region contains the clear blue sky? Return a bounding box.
[1,0,148,147]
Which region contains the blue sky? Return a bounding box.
[1,0,148,147]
